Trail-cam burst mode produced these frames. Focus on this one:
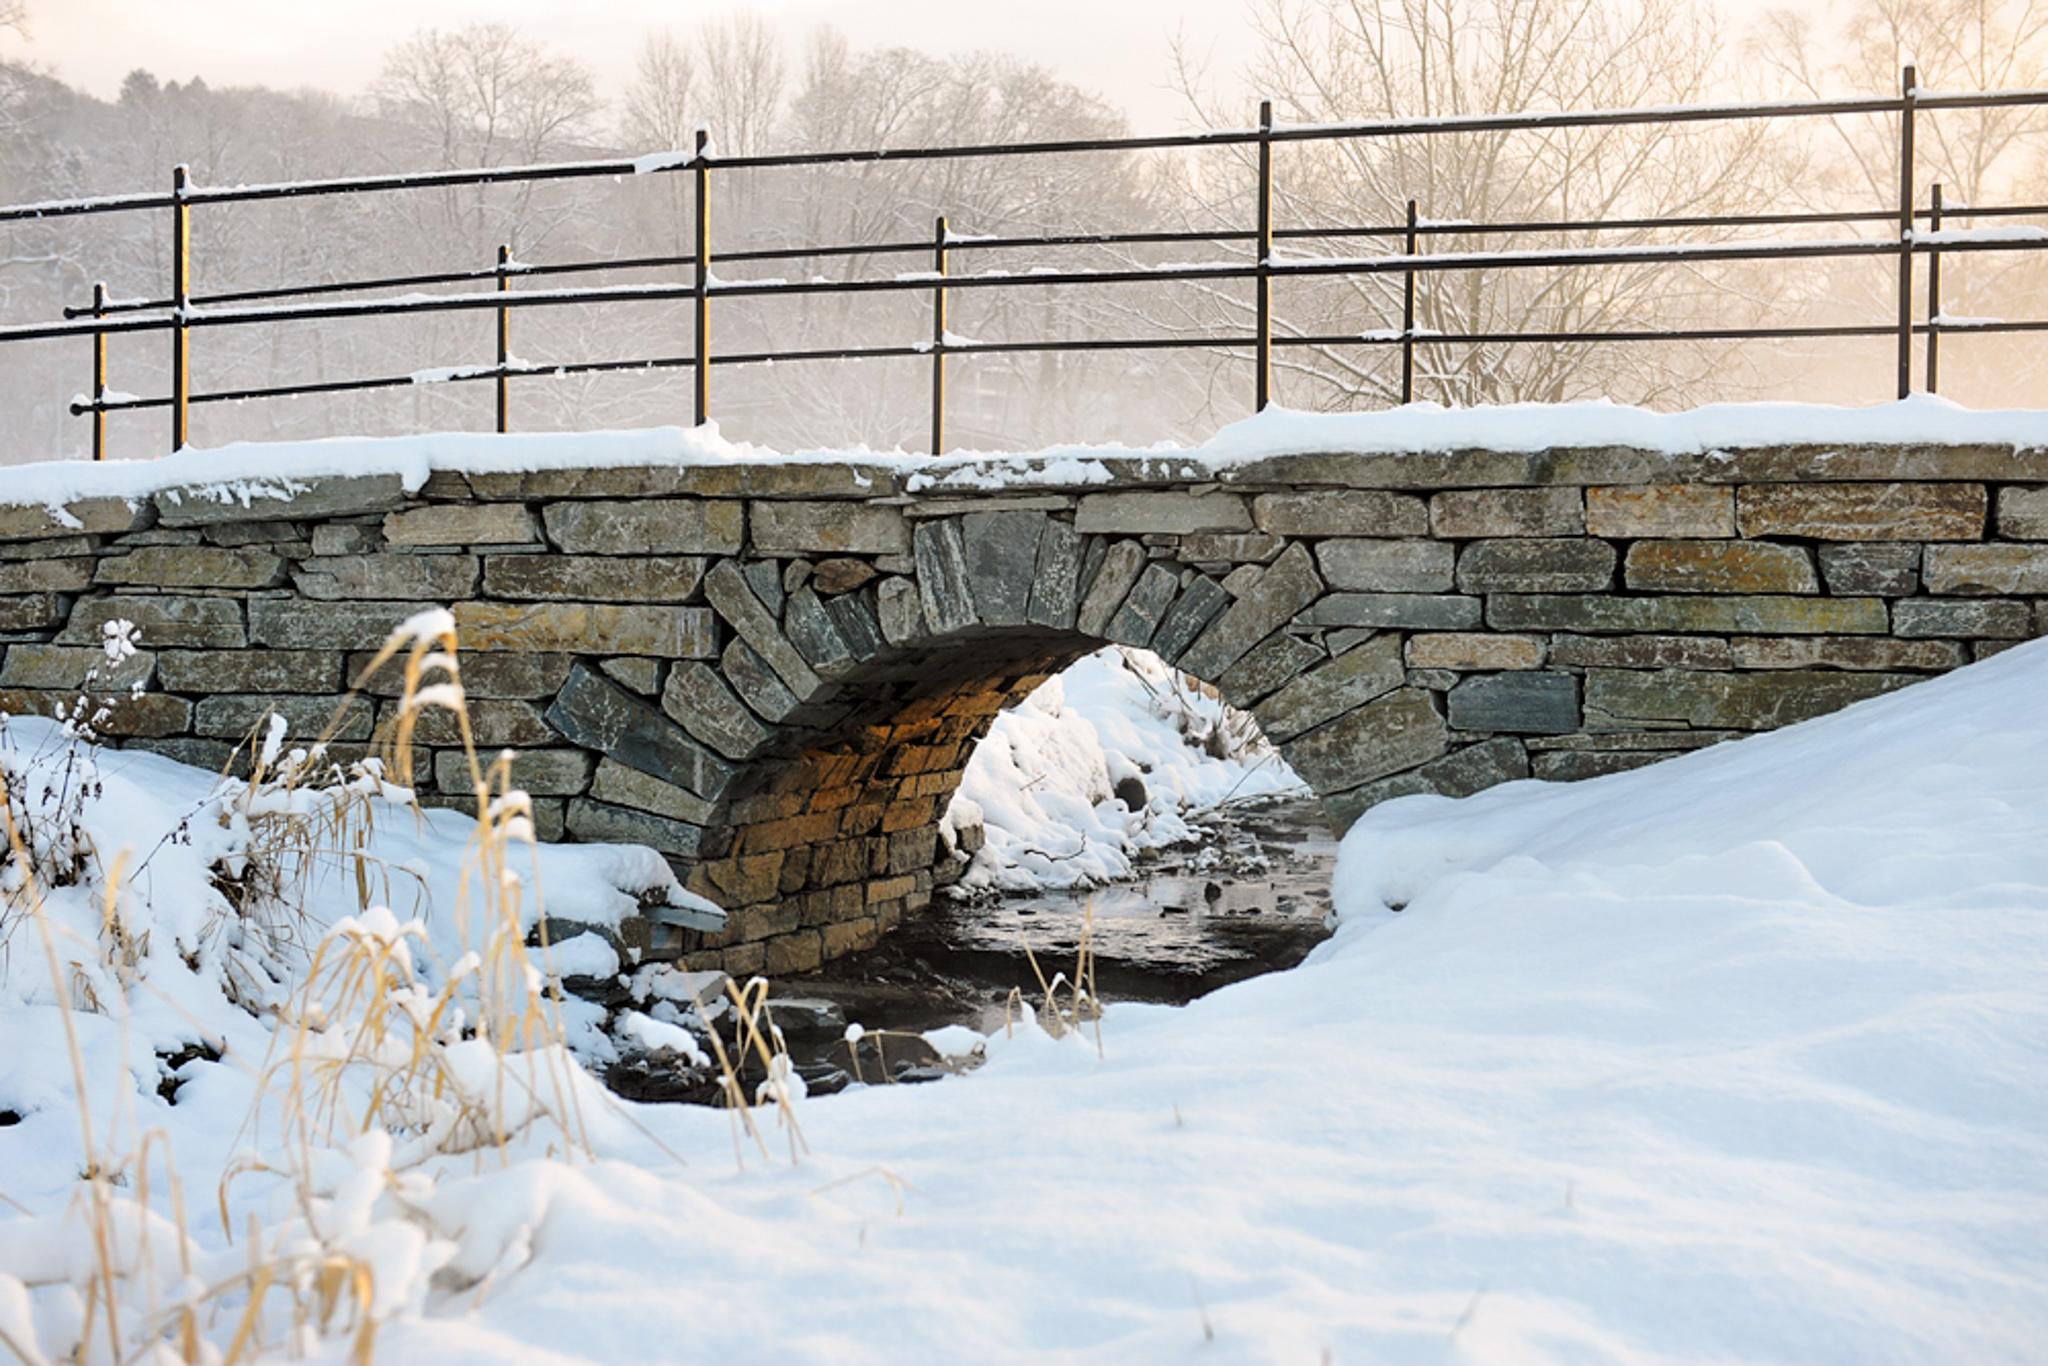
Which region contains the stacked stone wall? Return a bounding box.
[0,439,2041,969]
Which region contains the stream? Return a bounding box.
[753,793,1341,1095]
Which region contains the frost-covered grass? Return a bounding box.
[5,632,2047,1362]
[944,647,1304,890]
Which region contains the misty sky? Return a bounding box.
[25,0,1802,137]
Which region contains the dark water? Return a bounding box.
[761,794,1341,1092]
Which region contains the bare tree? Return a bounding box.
[622,31,698,151]
[371,23,603,255]
[1162,0,1796,410]
[699,14,785,159]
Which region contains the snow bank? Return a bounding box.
[8,393,2048,504]
[943,647,1303,890]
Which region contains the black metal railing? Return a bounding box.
[3,65,2047,461]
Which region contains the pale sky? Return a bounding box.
[19,0,1801,136]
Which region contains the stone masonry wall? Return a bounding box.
[0,438,2042,972]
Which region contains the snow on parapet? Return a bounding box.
[4,395,2048,513]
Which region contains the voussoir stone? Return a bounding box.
[1252,635,1404,742]
[1180,542,1323,679]
[1026,519,1083,631]
[913,520,979,634]
[1280,687,1448,797]
[546,663,736,801]
[664,661,774,759]
[960,509,1047,626]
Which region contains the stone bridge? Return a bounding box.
[2,434,2044,974]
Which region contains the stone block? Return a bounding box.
[566,799,710,859]
[1180,543,1323,679]
[1446,671,1580,734]
[384,504,538,546]
[1585,667,1916,730]
[295,554,478,601]
[1546,635,1732,670]
[311,524,379,556]
[913,519,979,634]
[1488,594,1887,635]
[1457,538,1615,593]
[1729,636,1965,671]
[95,546,286,591]
[483,555,703,602]
[764,931,825,976]
[1585,484,1734,538]
[0,558,92,593]
[1303,594,1482,630]
[960,509,1046,626]
[1404,632,1544,671]
[1623,540,1818,594]
[454,602,714,656]
[745,559,784,615]
[601,658,664,694]
[663,661,773,759]
[1818,544,1921,596]
[0,690,190,738]
[0,497,150,541]
[155,474,407,527]
[1105,564,1180,648]
[589,758,718,824]
[0,594,65,632]
[158,649,338,694]
[543,499,744,554]
[1180,532,1285,563]
[825,592,884,665]
[546,664,737,801]
[202,521,303,548]
[1997,486,2048,539]
[1216,631,1326,708]
[752,501,909,555]
[1533,750,1668,781]
[1252,635,1404,741]
[434,748,593,797]
[348,650,573,699]
[1251,490,1427,537]
[0,535,93,561]
[1026,518,1083,630]
[0,644,154,692]
[1923,544,2048,596]
[1324,736,1532,828]
[397,699,558,749]
[63,595,245,649]
[1075,490,1251,534]
[196,694,373,742]
[1430,487,1582,538]
[1279,687,1448,794]
[1315,539,1455,592]
[1735,482,1986,541]
[1891,598,2033,639]
[1076,539,1148,638]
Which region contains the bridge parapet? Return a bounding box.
[1,435,2043,973]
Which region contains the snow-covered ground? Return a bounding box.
[5,636,2047,1361]
[943,646,1304,891]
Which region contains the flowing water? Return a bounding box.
[757,793,1341,1093]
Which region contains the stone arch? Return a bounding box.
[539,506,1409,977]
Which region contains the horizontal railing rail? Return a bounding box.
[3,66,2046,460]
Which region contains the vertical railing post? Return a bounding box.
[1925,182,1943,395]
[170,164,191,451]
[1400,198,1419,405]
[495,244,512,434]
[1896,64,1918,400]
[1254,99,1274,412]
[89,281,108,462]
[692,127,712,428]
[931,215,949,455]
